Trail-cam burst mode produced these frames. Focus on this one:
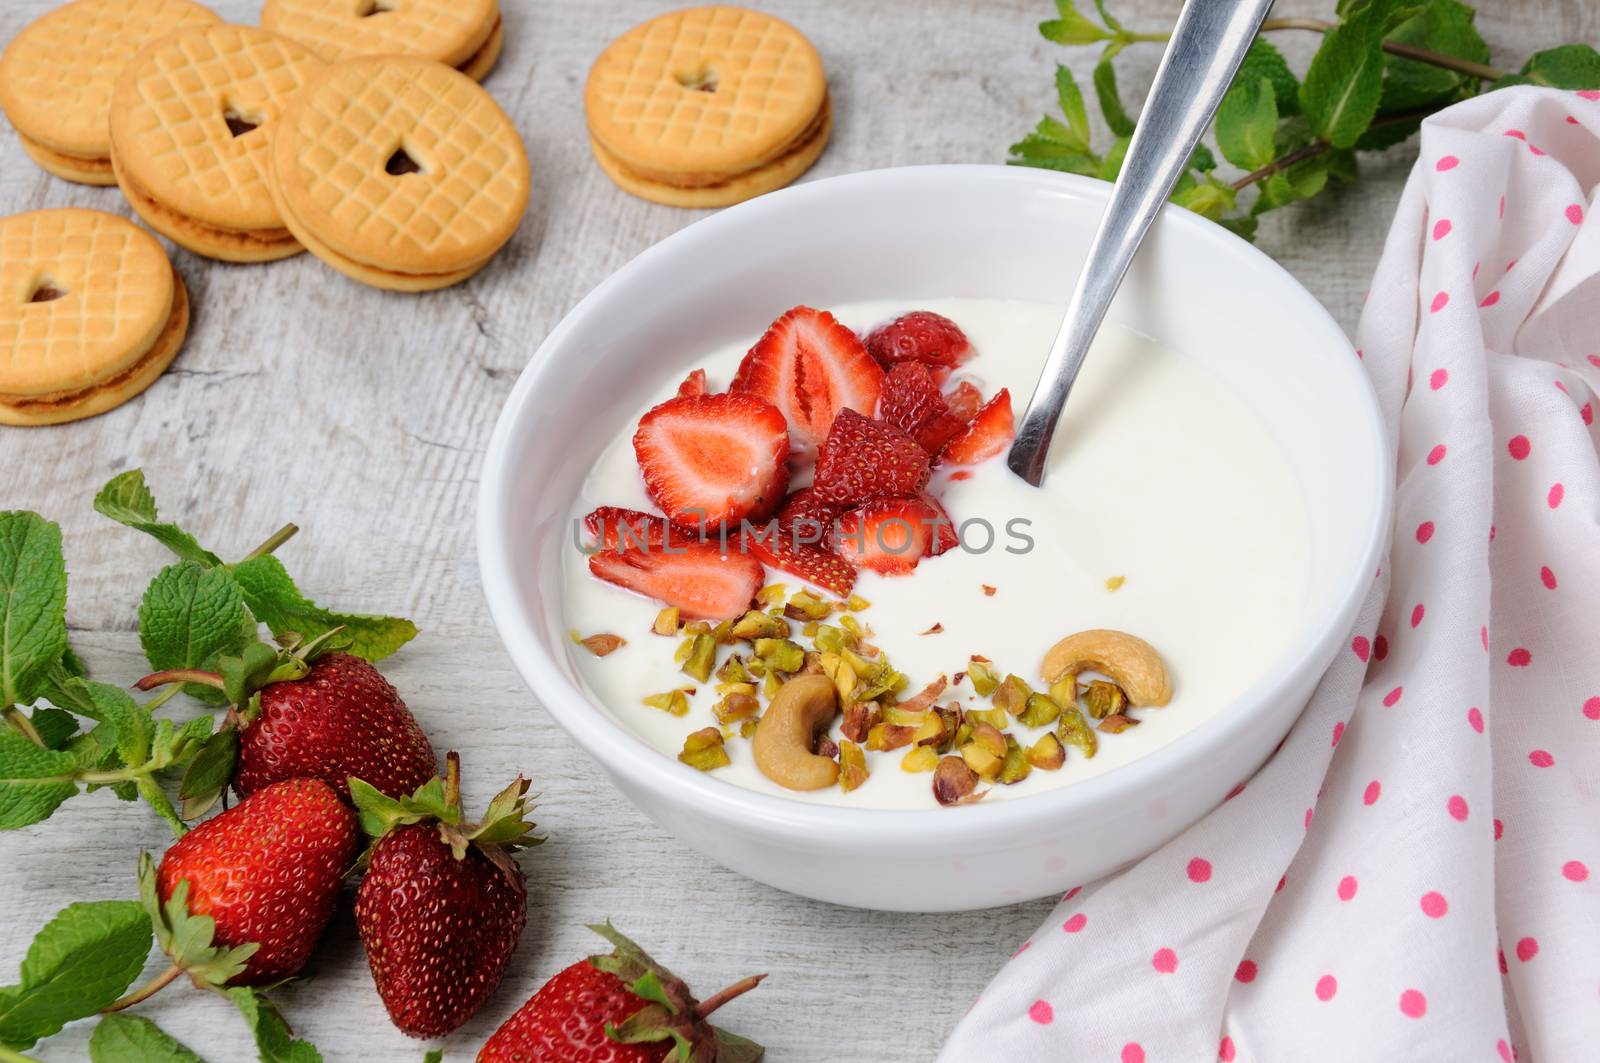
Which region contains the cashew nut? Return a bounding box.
[1040,629,1172,708]
[752,674,841,790]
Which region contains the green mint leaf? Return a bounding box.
[140,562,255,705]
[91,1014,207,1063]
[1007,134,1100,176]
[230,556,416,662]
[1040,0,1110,45]
[55,678,152,772]
[1172,177,1238,221]
[28,707,78,750]
[1091,0,1123,33]
[226,987,323,1063]
[1501,44,1600,89]
[1098,134,1131,180]
[1216,76,1279,170]
[94,472,221,568]
[0,730,79,830]
[1217,214,1259,242]
[1356,114,1423,150]
[0,512,68,710]
[1187,142,1216,173]
[1380,0,1486,110]
[178,727,237,819]
[220,642,281,708]
[1301,0,1424,149]
[1236,39,1300,116]
[0,900,151,1049]
[1254,155,1332,214]
[422,1052,443,1063]
[1054,65,1090,151]
[1093,42,1135,137]
[1328,148,1359,183]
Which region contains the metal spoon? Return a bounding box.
[1006,0,1275,486]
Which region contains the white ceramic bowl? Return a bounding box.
[478,165,1390,912]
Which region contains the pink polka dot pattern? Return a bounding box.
[1515,937,1539,962]
[1029,1000,1054,1024]
[1219,1036,1236,1061]
[1415,521,1435,543]
[1429,368,1448,390]
[1448,795,1470,821]
[1584,697,1600,721]
[1507,435,1530,460]
[1435,155,1459,171]
[1430,291,1450,313]
[1529,749,1554,768]
[1433,218,1452,240]
[1498,1040,1513,1062]
[1548,483,1564,508]
[1363,780,1381,805]
[1468,707,1484,733]
[1507,647,1531,667]
[1562,860,1588,882]
[1480,290,1501,308]
[1410,603,1425,628]
[1063,913,1087,933]
[1382,686,1403,707]
[1337,875,1358,901]
[1352,635,1370,661]
[1151,948,1178,974]
[1187,858,1212,884]
[1399,989,1427,1018]
[1315,975,1338,1001]
[1426,444,1447,465]
[1420,891,1448,917]
[1235,959,1257,983]
[1121,1044,1145,1063]
[1567,204,1585,224]
[1539,566,1556,589]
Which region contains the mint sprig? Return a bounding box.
[0,900,152,1050]
[1011,0,1600,236]
[90,1013,206,1063]
[0,513,68,737]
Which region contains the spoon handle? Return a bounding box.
[1006,0,1275,486]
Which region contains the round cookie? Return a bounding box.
[0,0,221,186]
[0,209,189,426]
[261,0,502,80]
[110,24,327,263]
[585,6,830,208]
[269,56,530,292]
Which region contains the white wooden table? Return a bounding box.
[3,2,1592,1059]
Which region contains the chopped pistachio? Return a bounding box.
[800,651,825,675]
[960,738,1003,781]
[847,651,904,702]
[1083,680,1126,720]
[678,727,730,771]
[1026,732,1066,770]
[679,633,716,683]
[683,620,713,636]
[839,701,883,743]
[716,654,754,684]
[966,658,999,697]
[968,721,1007,759]
[845,594,871,611]
[883,705,931,727]
[898,676,948,713]
[1048,674,1078,709]
[753,637,805,674]
[1056,704,1099,759]
[818,652,857,702]
[839,740,869,791]
[801,620,821,639]
[999,735,1031,785]
[756,583,788,609]
[901,746,939,773]
[1098,714,1140,734]
[839,614,866,639]
[745,656,768,678]
[966,707,1011,731]
[711,619,737,644]
[1019,692,1062,729]
[643,689,692,716]
[738,718,759,739]
[1105,575,1126,591]
[573,632,626,657]
[912,712,946,747]
[813,623,851,654]
[866,722,918,752]
[730,610,788,640]
[951,721,973,751]
[652,608,681,636]
[992,674,1034,716]
[714,692,761,724]
[928,706,962,752]
[784,590,832,621]
[762,672,783,699]
[715,681,758,699]
[933,756,983,805]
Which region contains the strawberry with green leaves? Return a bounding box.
[478,923,765,1063]
[137,632,437,815]
[352,753,540,1038]
[155,777,360,984]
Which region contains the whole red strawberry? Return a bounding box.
[863,310,973,371]
[236,651,437,801]
[353,753,540,1038]
[156,777,359,984]
[478,924,765,1063]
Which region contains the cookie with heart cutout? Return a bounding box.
[585,6,831,208]
[269,55,530,292]
[261,0,503,82]
[110,23,328,263]
[0,0,220,185]
[0,209,189,426]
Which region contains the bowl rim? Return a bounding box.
[477,163,1393,847]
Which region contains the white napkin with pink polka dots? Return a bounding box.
[940,86,1600,1063]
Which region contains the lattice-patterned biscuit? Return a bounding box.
[110,24,327,263]
[0,0,220,185]
[584,6,829,206]
[261,0,501,78]
[269,56,530,291]
[0,209,188,425]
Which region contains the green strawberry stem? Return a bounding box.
[102,962,184,1012]
[692,974,766,1020]
[134,668,226,692]
[241,522,300,562]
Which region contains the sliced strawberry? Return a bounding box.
[744,531,856,597]
[676,368,708,397]
[588,542,763,620]
[941,388,1015,465]
[583,506,671,550]
[776,488,842,535]
[864,311,973,371]
[945,381,983,422]
[877,362,968,457]
[633,392,789,529]
[812,409,930,507]
[920,494,961,555]
[730,306,884,448]
[833,497,944,576]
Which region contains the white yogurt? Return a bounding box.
[561,299,1310,809]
